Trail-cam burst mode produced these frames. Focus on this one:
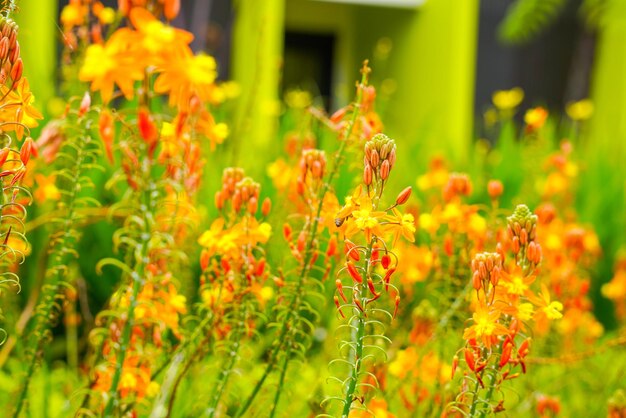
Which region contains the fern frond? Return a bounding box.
[499,0,569,44]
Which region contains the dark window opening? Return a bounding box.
[283,31,335,110]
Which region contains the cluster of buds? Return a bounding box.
[363,133,396,185]
[507,204,542,267]
[471,252,503,295]
[0,17,22,89]
[608,389,626,418]
[442,173,473,202]
[118,0,181,20]
[215,168,269,216]
[297,149,326,195]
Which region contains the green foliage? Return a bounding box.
[499,0,569,43]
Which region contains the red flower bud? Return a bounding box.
[395,186,412,206]
[326,235,338,257]
[381,253,391,269]
[261,197,271,217]
[334,295,345,318]
[20,137,35,165]
[346,261,363,283]
[9,57,22,83]
[488,180,503,199]
[344,240,360,261]
[336,279,347,302]
[464,348,476,372]
[0,147,9,167]
[499,342,513,368]
[164,0,181,20]
[367,278,378,297]
[283,223,292,241]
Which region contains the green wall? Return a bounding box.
[281,0,480,164]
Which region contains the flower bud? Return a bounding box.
[370,149,380,168]
[381,253,391,269]
[488,179,503,199]
[79,91,91,117]
[164,0,181,20]
[247,196,258,215]
[9,57,22,83]
[9,41,19,64]
[363,164,372,186]
[0,147,9,167]
[0,37,8,61]
[344,240,360,261]
[215,191,224,210]
[388,147,396,168]
[395,186,412,206]
[346,261,363,283]
[20,137,35,165]
[261,197,271,217]
[380,159,390,180]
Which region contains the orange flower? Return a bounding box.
[383,208,416,244]
[154,53,218,110]
[463,304,510,349]
[528,284,563,321]
[0,78,44,139]
[128,7,193,60]
[79,29,144,102]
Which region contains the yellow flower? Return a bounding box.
[352,207,385,242]
[467,213,487,237]
[566,99,593,121]
[146,381,160,398]
[492,87,524,110]
[129,7,193,58]
[517,303,534,321]
[353,209,379,230]
[60,3,87,29]
[285,89,312,109]
[198,218,226,253]
[463,304,509,348]
[383,208,416,244]
[154,53,218,110]
[418,213,439,235]
[524,106,548,131]
[529,284,563,320]
[602,270,626,300]
[33,174,61,203]
[79,30,144,103]
[0,78,44,139]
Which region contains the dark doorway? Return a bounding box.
[283,31,335,110]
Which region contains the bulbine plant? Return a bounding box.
[449,204,562,417]
[323,133,415,417]
[2,1,625,417]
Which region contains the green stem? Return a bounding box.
[341,241,374,417]
[236,65,368,418]
[102,267,144,417]
[467,376,482,417]
[205,297,246,418]
[268,346,290,418]
[102,177,155,417]
[13,133,92,418]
